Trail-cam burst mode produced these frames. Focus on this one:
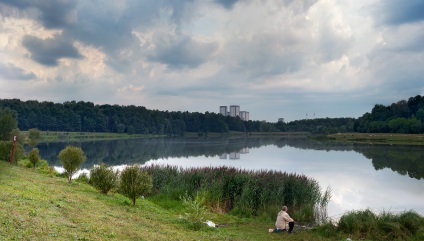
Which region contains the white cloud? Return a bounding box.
[1,0,423,121]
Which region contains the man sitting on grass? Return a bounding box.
[268,206,295,234]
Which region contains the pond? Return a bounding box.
[33,136,424,219]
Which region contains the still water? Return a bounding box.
[34,137,424,219]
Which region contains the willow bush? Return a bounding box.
[142,165,327,222]
[89,163,118,194]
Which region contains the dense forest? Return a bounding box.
[0,99,353,135]
[354,95,424,133]
[2,95,424,136]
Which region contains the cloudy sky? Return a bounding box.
[1,0,423,122]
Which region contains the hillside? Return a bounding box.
[0,161,316,241]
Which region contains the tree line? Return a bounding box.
[354,95,424,133]
[3,95,424,135]
[0,99,358,135]
[0,99,267,135]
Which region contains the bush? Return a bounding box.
[75,173,90,183]
[18,158,33,168]
[18,159,51,175]
[119,165,153,206]
[180,191,207,230]
[90,164,118,194]
[28,148,40,169]
[58,146,86,183]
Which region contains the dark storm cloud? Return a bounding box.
[22,35,82,66]
[148,34,218,69]
[0,63,36,80]
[2,0,212,71]
[0,0,77,28]
[373,0,424,25]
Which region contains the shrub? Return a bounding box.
[119,165,153,206]
[75,173,90,183]
[90,164,118,194]
[28,148,40,169]
[18,158,51,174]
[58,146,86,183]
[180,191,206,230]
[18,158,33,168]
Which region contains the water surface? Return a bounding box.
[34,137,424,219]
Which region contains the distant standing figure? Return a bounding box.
[269,206,295,233]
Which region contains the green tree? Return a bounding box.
[0,140,25,163]
[90,163,118,194]
[28,128,42,148]
[58,146,86,182]
[0,108,18,141]
[28,148,40,169]
[416,108,424,122]
[388,117,407,133]
[119,165,153,206]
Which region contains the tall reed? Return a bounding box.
[142,165,327,222]
[337,209,424,241]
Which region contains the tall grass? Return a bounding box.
[335,209,424,241]
[142,165,327,223]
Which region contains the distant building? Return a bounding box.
[219,105,249,121]
[229,105,240,117]
[219,106,228,116]
[240,111,249,121]
[278,118,284,122]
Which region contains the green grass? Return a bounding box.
[0,161,331,240]
[327,133,424,145]
[2,160,423,240]
[21,131,162,143]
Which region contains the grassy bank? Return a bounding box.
[326,133,424,145]
[0,161,325,241]
[21,131,162,143]
[2,161,424,240]
[25,131,309,143]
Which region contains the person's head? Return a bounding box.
[282,206,288,211]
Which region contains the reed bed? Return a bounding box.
[317,209,424,241]
[141,165,327,223]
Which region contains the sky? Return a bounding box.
[1,0,424,122]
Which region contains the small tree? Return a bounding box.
[28,148,40,170]
[58,146,86,183]
[90,163,118,194]
[180,191,207,230]
[119,165,152,206]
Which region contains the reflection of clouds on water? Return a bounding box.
[49,139,424,218]
[142,145,424,218]
[54,164,129,179]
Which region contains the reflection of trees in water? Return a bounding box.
[278,139,424,180]
[31,137,281,168]
[30,137,424,180]
[354,145,424,180]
